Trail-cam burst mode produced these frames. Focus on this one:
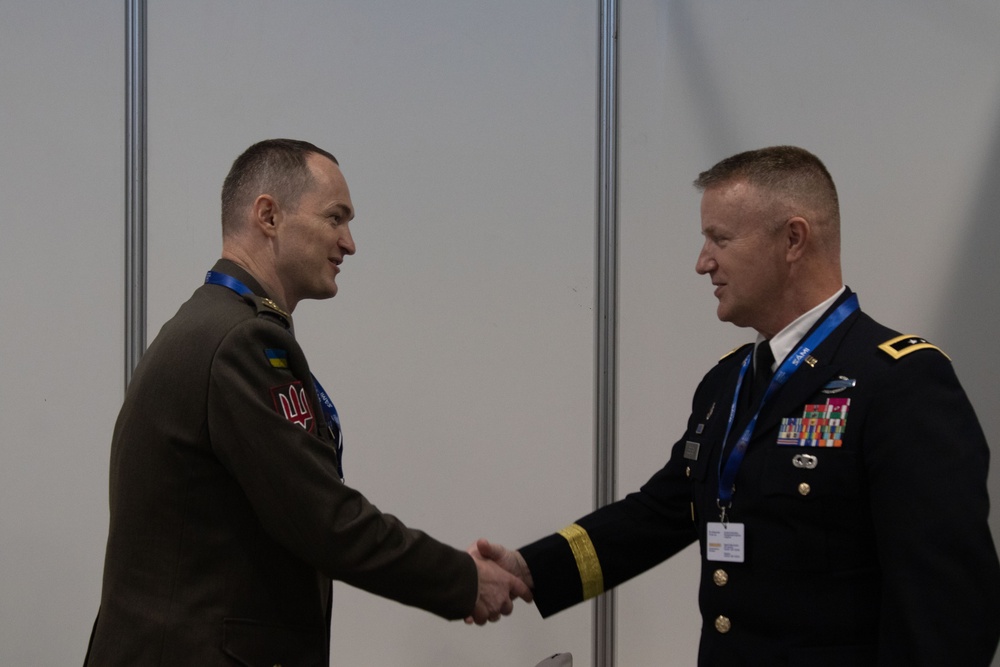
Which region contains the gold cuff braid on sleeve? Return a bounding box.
[557,523,604,601]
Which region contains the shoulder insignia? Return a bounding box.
[264,348,289,369]
[261,298,290,319]
[878,334,950,361]
[254,297,292,328]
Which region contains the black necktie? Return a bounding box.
[748,341,774,408]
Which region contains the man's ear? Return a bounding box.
[251,194,280,238]
[785,216,810,263]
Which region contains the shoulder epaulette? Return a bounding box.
[878,334,950,361]
[252,296,292,329]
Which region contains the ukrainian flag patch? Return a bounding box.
[265,348,289,369]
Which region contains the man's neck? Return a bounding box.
[219,248,292,313]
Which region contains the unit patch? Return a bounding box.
[777,398,850,447]
[271,381,316,432]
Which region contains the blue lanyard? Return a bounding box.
[716,294,859,516]
[205,270,254,297]
[205,270,345,481]
[311,375,345,482]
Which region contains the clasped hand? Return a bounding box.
[465,538,535,625]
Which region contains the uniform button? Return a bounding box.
[685,466,691,477]
[798,482,811,496]
[714,615,732,633]
[712,569,728,586]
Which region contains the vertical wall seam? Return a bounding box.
[125,0,147,388]
[594,1,618,666]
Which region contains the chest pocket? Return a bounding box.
[755,446,869,571]
[759,446,861,500]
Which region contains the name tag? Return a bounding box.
[706,522,745,563]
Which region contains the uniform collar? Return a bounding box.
[212,258,269,298]
[756,286,846,372]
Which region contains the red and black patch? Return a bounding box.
[270,381,316,433]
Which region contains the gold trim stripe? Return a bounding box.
[558,523,605,601]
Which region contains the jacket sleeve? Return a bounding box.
[205,316,477,620]
[520,374,715,618]
[864,348,1000,665]
[520,467,699,618]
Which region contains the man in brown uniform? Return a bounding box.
[84,139,530,666]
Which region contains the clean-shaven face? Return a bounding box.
[695,181,788,335]
[274,153,356,308]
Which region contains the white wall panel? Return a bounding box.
[615,2,1000,665]
[6,2,999,665]
[146,2,597,665]
[0,2,124,664]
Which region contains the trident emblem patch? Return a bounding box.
[271,381,316,433]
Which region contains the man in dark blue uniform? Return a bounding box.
[479,146,1000,665]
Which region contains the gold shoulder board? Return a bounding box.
[255,297,292,328]
[878,334,950,361]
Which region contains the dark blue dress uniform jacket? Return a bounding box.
[521,289,1000,666]
[84,260,477,666]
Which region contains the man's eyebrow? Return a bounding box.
[328,202,355,220]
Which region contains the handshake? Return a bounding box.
[465,538,536,626]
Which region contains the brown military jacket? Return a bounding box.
[85,259,476,666]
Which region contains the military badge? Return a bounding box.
[821,376,856,394]
[270,381,316,432]
[777,398,850,447]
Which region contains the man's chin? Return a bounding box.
[304,286,338,303]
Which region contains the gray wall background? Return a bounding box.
[2,1,998,665]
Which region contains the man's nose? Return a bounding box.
[695,245,714,275]
[340,224,356,255]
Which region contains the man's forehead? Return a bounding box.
[307,155,354,210]
[307,152,344,182]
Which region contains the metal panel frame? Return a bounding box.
[125,0,147,386]
[594,1,619,666]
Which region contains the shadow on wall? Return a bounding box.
[663,0,739,157]
[937,96,1000,553]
